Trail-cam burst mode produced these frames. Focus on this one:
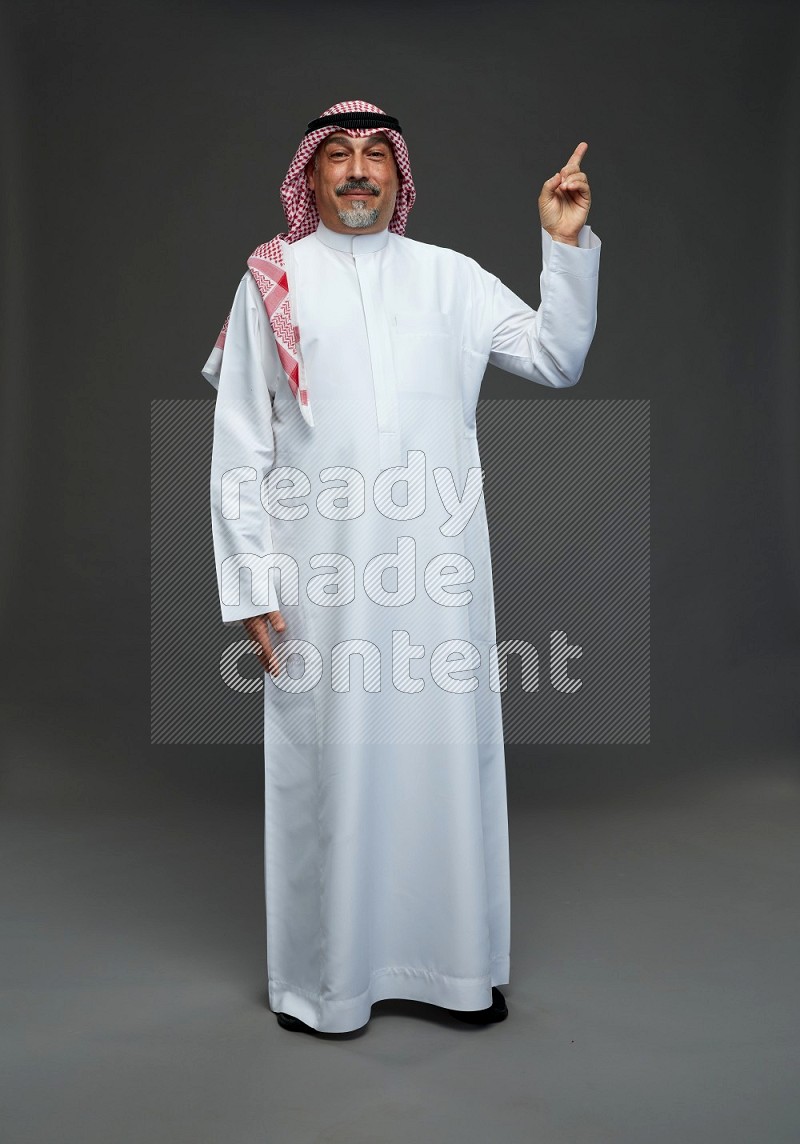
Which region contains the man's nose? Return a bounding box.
[347,153,369,180]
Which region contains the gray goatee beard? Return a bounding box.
[336,199,381,229]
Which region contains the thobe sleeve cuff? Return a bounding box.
[541,224,602,278]
[219,602,273,627]
[218,564,280,626]
[201,346,222,391]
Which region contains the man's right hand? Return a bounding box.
[242,611,286,677]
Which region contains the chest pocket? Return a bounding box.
[391,310,461,397]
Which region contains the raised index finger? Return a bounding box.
[563,141,589,172]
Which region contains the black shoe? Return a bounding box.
[447,987,508,1024]
[276,1011,315,1033]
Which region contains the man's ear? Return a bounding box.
[305,159,315,192]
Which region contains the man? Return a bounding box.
[202,99,601,1035]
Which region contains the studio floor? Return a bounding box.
[2,708,798,1144]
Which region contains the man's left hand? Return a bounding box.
[538,142,592,245]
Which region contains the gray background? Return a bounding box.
[2,1,799,1141]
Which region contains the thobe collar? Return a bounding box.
[313,218,390,254]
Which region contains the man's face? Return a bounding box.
[306,132,399,233]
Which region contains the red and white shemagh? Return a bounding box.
[212,99,417,428]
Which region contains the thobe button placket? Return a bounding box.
[311,221,403,469]
[352,250,402,469]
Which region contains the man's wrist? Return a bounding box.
[548,231,580,247]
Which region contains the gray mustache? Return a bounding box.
[337,182,380,196]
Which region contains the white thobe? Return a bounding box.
[202,218,601,1032]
